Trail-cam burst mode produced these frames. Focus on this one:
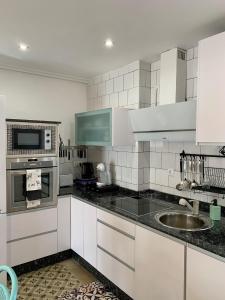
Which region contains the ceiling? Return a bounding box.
[0,0,225,82]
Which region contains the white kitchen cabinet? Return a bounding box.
[8,231,57,267]
[83,202,97,267]
[0,215,7,284]
[7,208,58,266]
[196,31,225,144]
[134,225,185,300]
[186,247,225,300]
[71,197,97,267]
[97,247,134,298]
[96,209,135,298]
[75,107,133,146]
[58,196,71,252]
[71,197,84,257]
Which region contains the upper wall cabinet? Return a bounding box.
[75,108,133,146]
[196,31,225,144]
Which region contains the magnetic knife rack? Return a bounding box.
[180,150,225,194]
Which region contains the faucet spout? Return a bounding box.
[179,198,199,215]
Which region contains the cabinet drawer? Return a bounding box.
[8,231,57,267]
[97,247,134,298]
[97,220,135,268]
[97,209,135,237]
[7,208,57,241]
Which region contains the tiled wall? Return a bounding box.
[87,60,151,190]
[87,49,225,205]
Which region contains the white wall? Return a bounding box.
[0,70,87,144]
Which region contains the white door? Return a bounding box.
[71,197,84,256]
[83,203,97,267]
[197,31,225,144]
[186,247,225,300]
[58,197,71,252]
[134,226,185,300]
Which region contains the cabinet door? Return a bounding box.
[83,203,97,267]
[197,31,225,144]
[0,215,7,284]
[186,248,225,300]
[134,226,185,300]
[75,108,112,146]
[58,197,71,252]
[71,197,84,256]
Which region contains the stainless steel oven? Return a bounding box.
[6,157,58,213]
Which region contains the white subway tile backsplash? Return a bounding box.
[119,90,128,107]
[133,70,140,87]
[144,167,150,184]
[108,151,118,165]
[124,72,134,90]
[146,71,151,88]
[109,69,119,79]
[106,79,114,94]
[128,87,139,105]
[98,82,106,96]
[151,71,157,87]
[122,167,132,183]
[110,93,119,107]
[150,152,162,168]
[114,76,124,92]
[102,95,110,107]
[155,169,168,186]
[162,153,176,170]
[117,151,127,166]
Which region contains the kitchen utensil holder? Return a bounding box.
[180,150,225,194]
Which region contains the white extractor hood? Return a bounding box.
[129,48,196,142]
[129,100,196,142]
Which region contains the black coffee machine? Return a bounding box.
[80,162,95,179]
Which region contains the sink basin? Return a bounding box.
[155,211,213,232]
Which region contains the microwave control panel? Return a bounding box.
[44,129,52,150]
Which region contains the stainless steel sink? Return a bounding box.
[155,211,213,232]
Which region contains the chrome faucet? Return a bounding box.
[179,198,199,215]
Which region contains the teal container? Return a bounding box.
[210,199,221,221]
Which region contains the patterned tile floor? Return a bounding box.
[16,259,95,300]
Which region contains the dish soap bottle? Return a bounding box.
[210,199,221,221]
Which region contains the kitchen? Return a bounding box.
[1,1,225,299]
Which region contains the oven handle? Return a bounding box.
[7,168,55,175]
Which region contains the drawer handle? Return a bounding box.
[7,229,57,243]
[97,244,135,271]
[97,219,135,240]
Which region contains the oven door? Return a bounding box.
[7,167,58,213]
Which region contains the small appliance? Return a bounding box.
[96,163,112,187]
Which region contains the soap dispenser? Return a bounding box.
[210,199,221,221]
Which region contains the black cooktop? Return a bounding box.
[104,195,172,217]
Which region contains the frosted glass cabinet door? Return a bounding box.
[75,108,112,146]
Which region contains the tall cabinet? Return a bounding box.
[196,31,225,144]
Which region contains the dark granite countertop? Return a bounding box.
[59,185,225,259]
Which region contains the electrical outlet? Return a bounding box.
[168,168,174,176]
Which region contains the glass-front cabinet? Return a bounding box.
[75,108,133,146]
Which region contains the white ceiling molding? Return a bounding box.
[0,64,89,84]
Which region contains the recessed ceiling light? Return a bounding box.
[18,42,30,51]
[105,38,114,48]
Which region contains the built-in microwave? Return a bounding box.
[12,128,52,150]
[6,119,60,157]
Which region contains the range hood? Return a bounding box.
[129,48,196,142]
[129,100,196,142]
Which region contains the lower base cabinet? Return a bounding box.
[0,215,7,284]
[97,247,134,298]
[58,196,71,252]
[186,247,225,300]
[134,225,185,300]
[71,197,97,268]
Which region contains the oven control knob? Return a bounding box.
[46,133,50,137]
[46,140,50,143]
